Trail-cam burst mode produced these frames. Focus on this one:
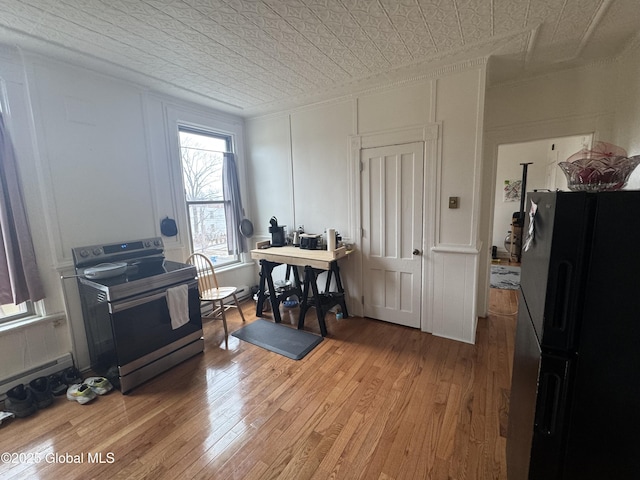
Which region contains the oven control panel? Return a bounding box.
[72,237,164,267]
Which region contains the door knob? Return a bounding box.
[412,249,421,256]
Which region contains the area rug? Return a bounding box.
[231,319,323,360]
[490,265,521,290]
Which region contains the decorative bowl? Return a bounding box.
[559,155,640,192]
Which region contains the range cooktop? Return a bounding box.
[77,260,197,302]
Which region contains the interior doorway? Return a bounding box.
[491,134,593,262]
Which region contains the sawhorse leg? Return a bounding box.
[298,266,328,337]
[257,260,282,323]
[298,267,312,332]
[331,261,349,318]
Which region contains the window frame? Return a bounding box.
[178,126,240,268]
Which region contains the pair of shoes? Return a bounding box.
[4,377,55,418]
[4,384,37,418]
[28,377,53,409]
[62,366,83,385]
[47,366,83,397]
[66,377,113,405]
[47,374,68,396]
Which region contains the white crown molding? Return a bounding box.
[487,55,619,91]
[573,0,615,59]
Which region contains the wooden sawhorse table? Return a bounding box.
[250,245,350,336]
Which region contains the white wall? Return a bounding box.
[614,39,640,189]
[246,61,487,344]
[291,101,354,236]
[245,102,359,309]
[244,114,295,241]
[0,46,254,376]
[430,66,486,342]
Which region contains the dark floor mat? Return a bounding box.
[231,319,323,360]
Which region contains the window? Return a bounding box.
[178,127,238,267]
[0,301,34,324]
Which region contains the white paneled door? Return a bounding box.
[361,142,424,328]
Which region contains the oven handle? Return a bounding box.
[110,280,198,313]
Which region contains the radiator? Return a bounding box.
[234,285,251,301]
[0,353,74,399]
[199,285,251,317]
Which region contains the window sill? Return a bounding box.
[215,260,256,274]
[0,313,65,334]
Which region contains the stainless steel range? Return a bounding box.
[72,237,203,393]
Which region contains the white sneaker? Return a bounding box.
[84,377,113,395]
[66,384,97,404]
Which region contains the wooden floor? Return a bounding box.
[0,288,518,480]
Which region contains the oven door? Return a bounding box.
[109,280,202,367]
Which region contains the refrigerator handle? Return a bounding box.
[550,261,573,331]
[535,371,562,436]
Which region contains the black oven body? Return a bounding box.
[110,281,201,366]
[78,279,203,393]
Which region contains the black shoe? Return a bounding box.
[61,367,83,385]
[4,384,37,418]
[28,377,53,409]
[47,374,67,396]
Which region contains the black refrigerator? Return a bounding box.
[506,190,640,480]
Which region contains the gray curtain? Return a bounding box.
[222,152,247,255]
[0,113,45,304]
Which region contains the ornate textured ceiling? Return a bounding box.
[0,0,638,116]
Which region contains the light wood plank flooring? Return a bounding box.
[0,288,518,479]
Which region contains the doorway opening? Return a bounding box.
[491,134,593,264]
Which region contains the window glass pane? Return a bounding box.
[178,127,237,267]
[179,130,228,155]
[0,301,30,322]
[187,203,234,266]
[179,133,224,202]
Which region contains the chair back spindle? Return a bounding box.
[188,253,220,293]
[186,252,246,337]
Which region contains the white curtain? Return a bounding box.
[0,113,45,304]
[222,152,247,255]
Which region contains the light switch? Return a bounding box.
[449,196,459,209]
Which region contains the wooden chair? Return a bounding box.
[186,253,246,336]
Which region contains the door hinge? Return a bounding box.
[359,160,364,172]
[361,296,364,305]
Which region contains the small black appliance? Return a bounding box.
[268,216,286,247]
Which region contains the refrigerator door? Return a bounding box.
[520,191,594,352]
[562,191,640,479]
[507,294,541,480]
[519,191,557,343]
